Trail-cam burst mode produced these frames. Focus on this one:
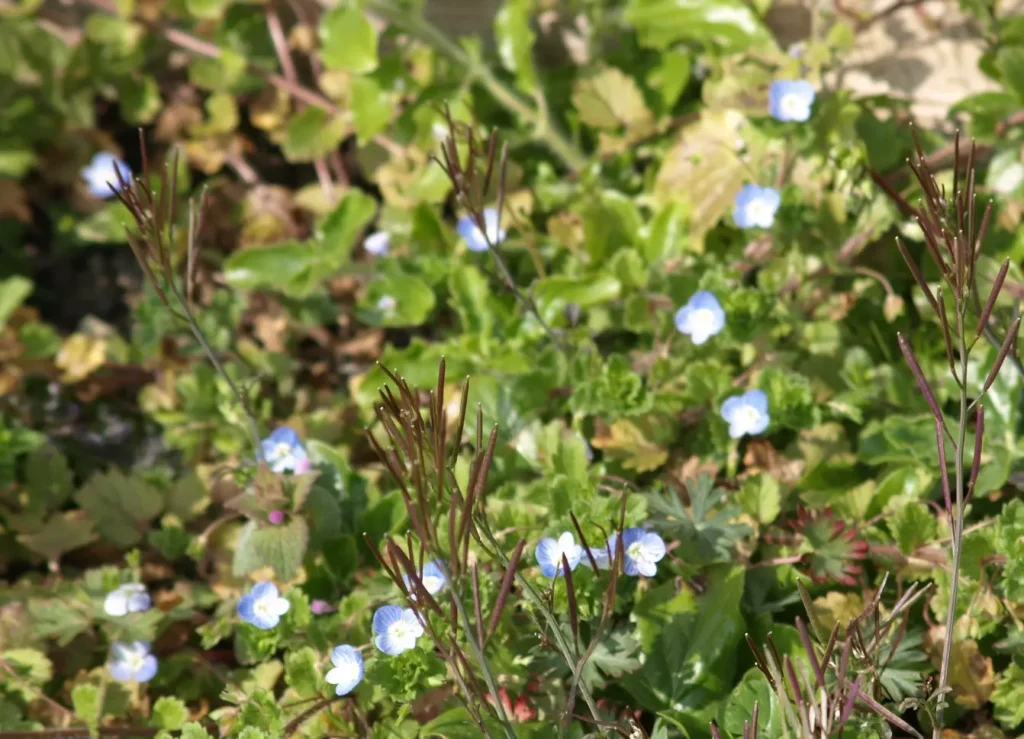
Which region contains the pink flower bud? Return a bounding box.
[311,599,334,615]
[268,510,285,525]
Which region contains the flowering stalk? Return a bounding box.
[882,129,1015,735]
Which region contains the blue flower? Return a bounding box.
[364,231,390,256]
[325,645,364,696]
[768,80,815,123]
[674,291,726,345]
[104,583,151,617]
[733,185,781,229]
[108,641,157,683]
[402,560,448,600]
[457,208,506,252]
[237,581,291,630]
[373,605,424,656]
[82,152,131,199]
[621,528,666,577]
[260,426,310,474]
[720,389,770,439]
[535,532,583,579]
[590,533,620,570]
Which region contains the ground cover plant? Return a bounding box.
[4,0,1024,737]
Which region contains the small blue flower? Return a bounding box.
[733,185,781,229]
[590,533,620,570]
[108,641,157,683]
[720,389,770,439]
[373,605,424,656]
[403,560,448,600]
[674,291,726,345]
[82,152,131,199]
[103,583,151,617]
[260,426,310,474]
[535,532,583,579]
[457,208,506,253]
[364,231,390,256]
[768,80,816,123]
[237,581,291,630]
[621,528,666,577]
[325,645,364,696]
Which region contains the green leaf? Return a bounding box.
[362,271,437,327]
[285,646,320,698]
[0,275,32,329]
[26,599,90,646]
[71,684,101,730]
[651,49,691,111]
[738,473,780,524]
[24,444,73,509]
[75,469,163,548]
[494,0,538,94]
[164,472,209,522]
[233,517,309,581]
[17,511,96,563]
[151,697,189,731]
[283,108,346,162]
[535,274,621,318]
[645,202,689,262]
[351,76,391,141]
[317,189,378,261]
[2,649,53,685]
[319,6,378,73]
[887,500,937,554]
[224,241,317,294]
[180,723,214,739]
[721,668,780,736]
[996,45,1024,102]
[185,0,230,19]
[448,264,493,335]
[572,66,653,131]
[993,662,1024,729]
[624,0,770,51]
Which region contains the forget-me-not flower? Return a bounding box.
[674,291,726,345]
[373,605,424,656]
[733,185,781,229]
[108,641,157,683]
[768,80,816,123]
[364,231,390,256]
[325,645,364,696]
[621,528,667,577]
[457,208,506,252]
[82,152,131,199]
[720,389,770,439]
[402,560,447,600]
[104,583,151,617]
[237,581,291,630]
[260,427,310,474]
[535,532,583,578]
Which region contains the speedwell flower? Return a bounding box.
[720,389,770,439]
[364,231,390,256]
[373,605,424,656]
[535,532,583,578]
[260,426,310,474]
[674,291,726,345]
[237,581,291,630]
[402,560,447,600]
[82,151,131,199]
[108,641,157,683]
[733,185,781,229]
[457,208,506,252]
[325,645,364,696]
[103,583,151,617]
[621,528,667,577]
[768,80,815,123]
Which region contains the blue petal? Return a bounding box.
[623,556,641,577]
[237,594,256,623]
[747,410,770,436]
[620,528,643,549]
[251,610,279,630]
[744,389,769,414]
[720,395,744,423]
[689,291,720,311]
[267,427,300,447]
[535,538,559,577]
[372,605,403,636]
[327,645,364,695]
[635,559,658,577]
[250,581,277,601]
[375,631,405,656]
[109,660,135,682]
[135,655,158,682]
[641,532,666,561]
[456,215,477,242]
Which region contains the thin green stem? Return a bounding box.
[363,0,587,172]
[935,310,969,737]
[449,583,518,739]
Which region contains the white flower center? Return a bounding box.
[746,200,771,224]
[780,93,806,119]
[389,621,413,642]
[691,308,717,333]
[272,442,292,460]
[377,295,397,313]
[627,541,646,562]
[735,406,761,430]
[254,599,274,621]
[124,650,145,672]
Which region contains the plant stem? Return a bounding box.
[935,311,969,737]
[362,0,587,172]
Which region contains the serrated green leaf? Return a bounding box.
[164,472,209,522]
[572,66,653,131]
[351,76,391,141]
[24,444,73,510]
[283,108,346,162]
[71,684,101,730]
[151,696,189,730]
[180,723,214,739]
[75,469,162,547]
[285,646,319,698]
[17,511,96,563]
[624,0,770,51]
[319,6,378,73]
[233,517,309,581]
